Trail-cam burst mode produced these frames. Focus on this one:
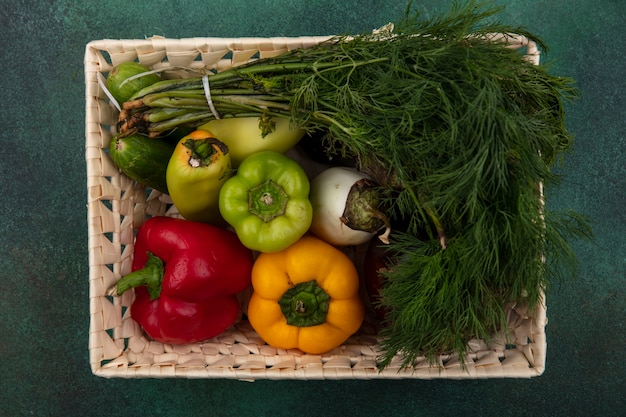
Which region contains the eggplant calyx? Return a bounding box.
[341,178,391,244]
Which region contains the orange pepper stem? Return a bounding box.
[183,137,228,168]
[113,252,164,300]
[278,280,330,327]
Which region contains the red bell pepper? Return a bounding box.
[110,216,253,344]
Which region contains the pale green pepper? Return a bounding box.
[199,116,305,168]
[166,130,232,224]
[218,150,312,253]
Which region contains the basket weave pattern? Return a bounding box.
[85,35,547,380]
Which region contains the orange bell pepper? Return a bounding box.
[247,235,364,354]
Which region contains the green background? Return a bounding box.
[1,0,624,416]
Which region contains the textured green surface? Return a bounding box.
[0,1,624,416]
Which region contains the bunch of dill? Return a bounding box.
[118,1,592,368]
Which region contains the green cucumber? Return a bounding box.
[106,62,161,105]
[109,133,175,194]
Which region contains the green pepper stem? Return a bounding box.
[109,252,164,300]
[278,280,330,327]
[247,179,289,223]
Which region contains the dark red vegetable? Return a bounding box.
[110,216,253,344]
[364,238,391,322]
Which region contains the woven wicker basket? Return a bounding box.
[85,34,547,380]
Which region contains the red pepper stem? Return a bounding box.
[112,252,164,300]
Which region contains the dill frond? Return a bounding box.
[117,0,592,369]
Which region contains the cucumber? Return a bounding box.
[109,133,175,194]
[106,62,161,105]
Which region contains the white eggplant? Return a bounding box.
[309,167,390,246]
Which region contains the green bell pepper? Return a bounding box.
[218,150,313,253]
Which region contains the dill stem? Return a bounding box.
[210,57,390,82]
[144,108,194,123]
[310,111,354,135]
[145,97,212,109]
[213,95,291,111]
[314,57,390,75]
[147,111,214,133]
[404,185,447,250]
